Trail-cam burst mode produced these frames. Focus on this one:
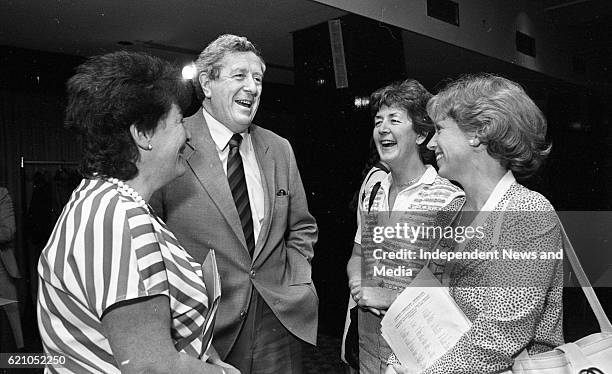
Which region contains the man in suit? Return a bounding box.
[151,34,318,373]
[0,186,24,350]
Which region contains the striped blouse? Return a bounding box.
[37,179,210,373]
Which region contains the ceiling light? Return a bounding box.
[182,64,197,80]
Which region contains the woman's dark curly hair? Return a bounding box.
[369,79,434,162]
[427,74,551,178]
[65,51,193,180]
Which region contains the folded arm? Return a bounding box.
[347,242,399,314]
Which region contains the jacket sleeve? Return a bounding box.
[284,140,318,283]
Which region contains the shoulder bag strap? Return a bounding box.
[367,181,382,213]
[559,222,612,333]
[360,167,388,206]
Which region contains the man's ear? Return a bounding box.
[199,72,212,99]
[129,124,153,151]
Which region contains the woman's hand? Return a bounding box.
[349,283,398,310]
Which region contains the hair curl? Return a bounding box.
[427,74,551,177]
[370,79,434,161]
[195,34,265,81]
[65,51,192,180]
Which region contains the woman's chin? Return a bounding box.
[163,163,186,185]
[437,165,454,180]
[381,154,409,172]
[379,153,398,167]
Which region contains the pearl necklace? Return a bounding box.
[107,177,147,209]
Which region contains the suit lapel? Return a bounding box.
[186,111,248,251]
[250,126,275,261]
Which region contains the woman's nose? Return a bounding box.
[378,120,390,134]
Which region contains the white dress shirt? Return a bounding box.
[203,109,265,244]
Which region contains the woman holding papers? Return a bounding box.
[37,51,237,374]
[389,74,564,373]
[347,79,463,373]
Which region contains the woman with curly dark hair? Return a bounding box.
[388,74,563,373]
[347,79,464,373]
[37,51,238,374]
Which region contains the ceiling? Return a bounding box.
[1,0,610,87]
[0,0,347,82]
[537,0,612,82]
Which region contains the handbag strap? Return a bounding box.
[367,182,382,213]
[559,223,612,333]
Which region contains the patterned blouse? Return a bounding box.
[389,172,564,373]
[359,165,464,289]
[38,179,210,373]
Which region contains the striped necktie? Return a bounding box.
[227,133,255,256]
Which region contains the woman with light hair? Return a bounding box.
[388,74,563,373]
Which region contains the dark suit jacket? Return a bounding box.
[151,110,318,358]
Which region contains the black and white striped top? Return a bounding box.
[37,179,209,373]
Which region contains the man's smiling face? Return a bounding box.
[201,51,265,133]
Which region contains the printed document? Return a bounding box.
[381,266,471,371]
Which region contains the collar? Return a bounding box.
[380,164,437,193]
[202,108,249,150]
[480,170,515,212]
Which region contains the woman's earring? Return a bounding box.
[147,143,153,150]
[469,139,475,146]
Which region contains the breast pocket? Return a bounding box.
[275,193,289,205]
[274,186,290,209]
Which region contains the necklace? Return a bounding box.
[106,177,147,209]
[392,170,426,189]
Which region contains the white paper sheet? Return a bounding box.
[381,266,471,371]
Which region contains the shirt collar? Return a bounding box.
[203,108,249,151]
[480,170,516,212]
[380,164,437,192]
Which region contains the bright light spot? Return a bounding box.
[182,64,197,80]
[354,96,370,108]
